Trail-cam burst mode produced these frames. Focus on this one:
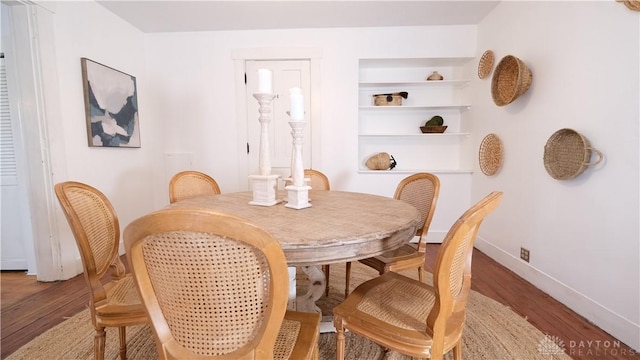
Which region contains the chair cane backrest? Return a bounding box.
[393,173,440,251]
[54,181,124,302]
[168,171,221,203]
[124,208,289,360]
[304,169,330,190]
[55,181,148,360]
[426,191,503,355]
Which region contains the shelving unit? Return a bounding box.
[358,58,474,174]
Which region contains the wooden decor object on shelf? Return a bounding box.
[543,128,603,180]
[479,133,504,176]
[420,115,447,133]
[365,152,397,170]
[374,95,402,106]
[491,55,533,106]
[420,125,448,133]
[478,50,495,79]
[373,91,408,106]
[426,71,444,81]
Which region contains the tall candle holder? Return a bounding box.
[249,93,280,206]
[285,117,311,209]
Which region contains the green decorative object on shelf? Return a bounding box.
[425,115,444,126]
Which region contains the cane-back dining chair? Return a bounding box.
[342,172,440,297]
[304,169,330,192]
[54,181,147,360]
[333,191,503,360]
[124,208,321,360]
[168,170,221,203]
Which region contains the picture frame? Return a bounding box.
[81,58,141,147]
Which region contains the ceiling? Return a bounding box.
[96,1,501,33]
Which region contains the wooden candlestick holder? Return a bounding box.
[249,93,280,206]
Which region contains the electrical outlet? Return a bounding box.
[520,247,530,262]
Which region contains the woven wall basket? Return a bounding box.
[491,55,533,106]
[543,128,603,180]
[479,133,503,176]
[478,50,495,79]
[617,0,640,11]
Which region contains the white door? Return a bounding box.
[245,60,312,179]
[0,52,30,270]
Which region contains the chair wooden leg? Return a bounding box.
[418,266,424,283]
[452,340,462,360]
[344,262,352,298]
[334,318,346,360]
[94,327,106,360]
[118,326,127,359]
[323,265,330,297]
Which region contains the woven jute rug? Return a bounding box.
[7,262,571,360]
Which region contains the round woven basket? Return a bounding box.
[620,0,640,11]
[479,133,503,176]
[543,128,603,180]
[478,50,495,79]
[491,55,533,106]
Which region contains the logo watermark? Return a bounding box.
[538,335,637,357]
[537,335,565,355]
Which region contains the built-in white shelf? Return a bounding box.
[359,80,470,88]
[358,57,474,174]
[359,133,470,137]
[359,105,471,111]
[357,169,473,174]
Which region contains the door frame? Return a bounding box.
[232,47,322,190]
[6,1,66,281]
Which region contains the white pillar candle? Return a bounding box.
[257,69,272,94]
[289,87,304,121]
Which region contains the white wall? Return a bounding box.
[40,3,478,275]
[142,25,478,236]
[471,1,639,351]
[31,0,638,351]
[45,1,163,270]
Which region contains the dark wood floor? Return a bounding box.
[2,245,638,360]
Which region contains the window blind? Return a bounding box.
[0,53,17,179]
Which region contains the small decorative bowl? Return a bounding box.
[426,71,444,81]
[420,125,448,133]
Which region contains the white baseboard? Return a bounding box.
[75,257,83,274]
[475,237,640,352]
[0,259,29,271]
[425,231,447,244]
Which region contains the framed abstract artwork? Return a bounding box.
[81,58,141,147]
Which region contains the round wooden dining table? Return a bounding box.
[169,190,420,329]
